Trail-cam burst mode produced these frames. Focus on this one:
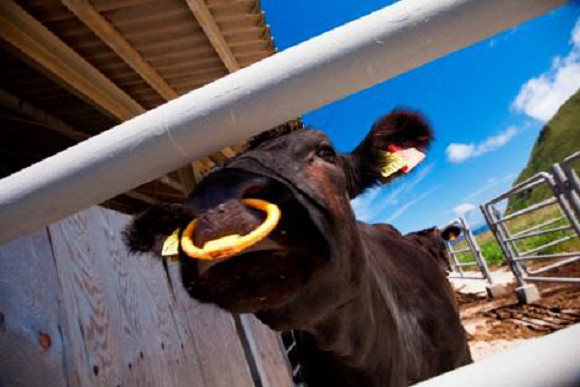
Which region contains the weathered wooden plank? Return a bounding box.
[107,211,207,387]
[240,315,294,387]
[47,206,206,386]
[48,207,125,386]
[0,228,68,387]
[0,205,288,387]
[167,263,255,387]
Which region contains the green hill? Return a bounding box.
[507,88,580,213]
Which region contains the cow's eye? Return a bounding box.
[316,145,337,163]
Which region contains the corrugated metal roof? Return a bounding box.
[0,0,297,214]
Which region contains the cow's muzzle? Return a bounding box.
[181,198,281,260]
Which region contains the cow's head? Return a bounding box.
[124,109,432,329]
[405,227,451,274]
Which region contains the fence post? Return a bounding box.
[459,217,493,285]
[551,163,580,236]
[480,203,542,302]
[480,205,525,286]
[562,152,580,221]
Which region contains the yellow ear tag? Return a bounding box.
[161,229,180,257]
[380,147,426,179]
[380,151,407,178]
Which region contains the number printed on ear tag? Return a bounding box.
[380,151,407,178]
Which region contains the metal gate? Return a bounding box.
[560,151,580,221]
[443,217,494,284]
[481,158,580,288]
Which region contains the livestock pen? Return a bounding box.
[1,0,578,386]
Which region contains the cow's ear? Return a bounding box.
[342,109,433,198]
[123,203,192,254]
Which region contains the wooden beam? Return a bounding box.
[62,0,236,182]
[176,165,197,196]
[184,0,244,164]
[219,147,236,158]
[124,190,157,204]
[0,88,185,197]
[0,0,235,193]
[0,89,89,141]
[157,175,186,192]
[60,0,179,101]
[0,1,145,121]
[0,2,201,193]
[184,0,241,73]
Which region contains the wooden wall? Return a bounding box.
[0,206,293,387]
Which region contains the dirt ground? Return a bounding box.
[451,265,580,361]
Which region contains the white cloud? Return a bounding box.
[446,126,519,163]
[446,143,475,163]
[453,203,476,217]
[512,17,580,121]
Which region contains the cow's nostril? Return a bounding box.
[239,179,273,200]
[193,199,264,248]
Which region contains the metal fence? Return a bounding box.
[481,159,580,287]
[561,151,580,221]
[443,217,494,284]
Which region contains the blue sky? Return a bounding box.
[261,1,580,233]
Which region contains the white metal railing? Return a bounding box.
[0,0,568,244]
[413,323,580,387]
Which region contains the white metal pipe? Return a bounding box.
[414,323,580,387]
[0,0,568,244]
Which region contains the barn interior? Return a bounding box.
[0,0,300,214]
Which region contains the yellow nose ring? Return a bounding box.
[180,198,281,260]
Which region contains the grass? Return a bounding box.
[507,88,580,213]
[450,204,580,268]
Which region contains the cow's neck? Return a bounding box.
[256,244,415,386]
[298,252,413,386]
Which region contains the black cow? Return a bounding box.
[405,227,452,274]
[124,109,472,387]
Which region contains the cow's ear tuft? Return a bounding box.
[342,109,433,198]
